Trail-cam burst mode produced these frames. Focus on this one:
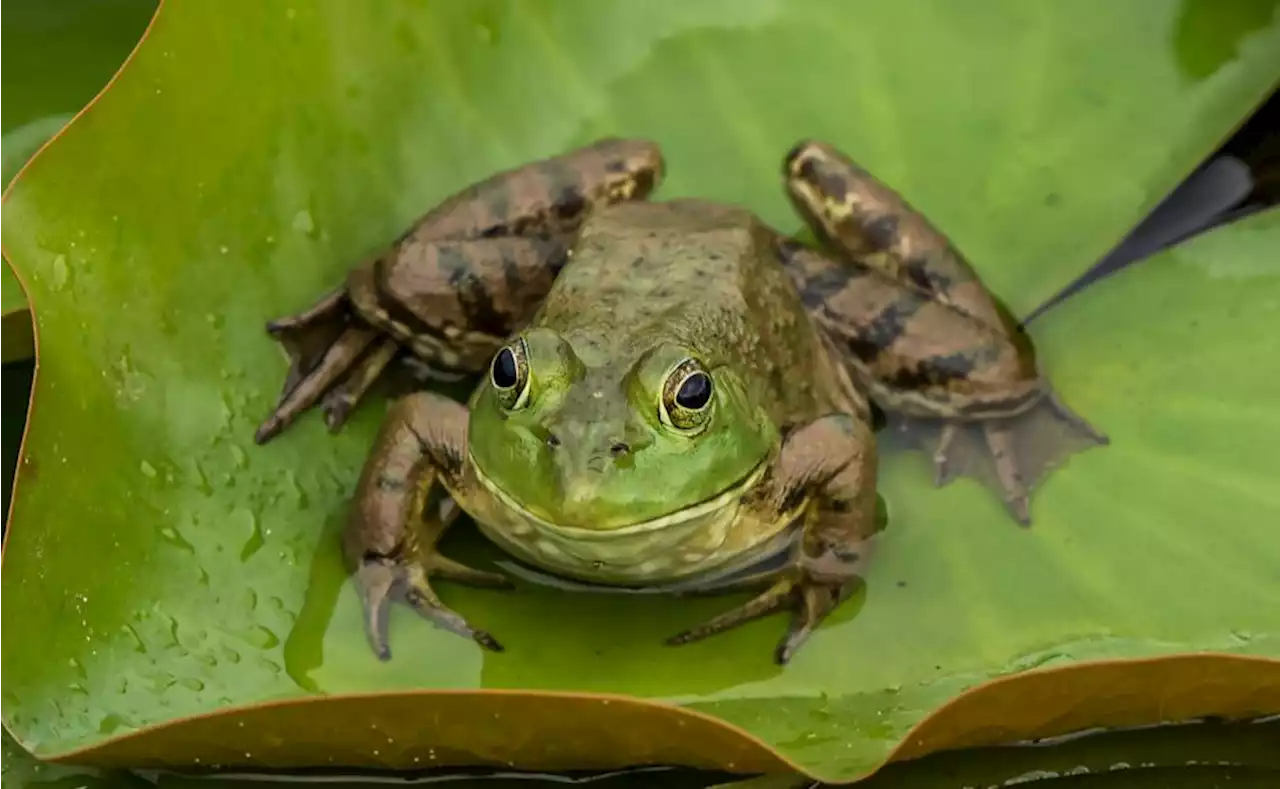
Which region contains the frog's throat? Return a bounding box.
[472,457,770,541]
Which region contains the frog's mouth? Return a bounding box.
[474,458,770,541]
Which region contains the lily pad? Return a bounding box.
[2,0,1279,784]
[1,0,159,360]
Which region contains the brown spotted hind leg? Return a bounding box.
[667,413,880,664]
[780,140,1107,525]
[347,391,512,660]
[255,138,665,444]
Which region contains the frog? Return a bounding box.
[252,138,1106,664]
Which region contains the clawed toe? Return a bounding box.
[354,554,507,660]
[256,286,406,443]
[933,422,958,487]
[666,570,854,665]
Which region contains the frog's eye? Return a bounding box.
[660,358,714,432]
[491,338,531,410]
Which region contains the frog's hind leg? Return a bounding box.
[255,138,666,445]
[780,140,1109,523]
[780,240,1107,525]
[783,139,1011,333]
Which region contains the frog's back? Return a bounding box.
[532,199,858,421]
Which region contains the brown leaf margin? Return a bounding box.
[2,2,1278,784]
[12,655,1279,784]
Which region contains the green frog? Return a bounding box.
[253,139,1106,664]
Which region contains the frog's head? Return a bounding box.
[467,327,777,534]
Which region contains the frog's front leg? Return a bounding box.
[779,141,1107,524]
[667,413,879,665]
[345,391,511,660]
[254,138,665,444]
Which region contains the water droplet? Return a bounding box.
[220,645,243,664]
[122,624,147,653]
[219,391,237,430]
[179,676,207,692]
[286,471,310,509]
[236,509,265,561]
[163,615,182,649]
[68,657,88,679]
[291,209,316,236]
[50,254,69,290]
[139,460,157,478]
[245,625,280,650]
[192,463,214,496]
[219,245,229,255]
[158,525,195,554]
[98,714,127,735]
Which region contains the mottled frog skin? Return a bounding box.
[253,139,1106,664]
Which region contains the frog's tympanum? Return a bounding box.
[253,139,1106,664]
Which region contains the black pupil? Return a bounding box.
[675,372,712,410]
[492,348,518,389]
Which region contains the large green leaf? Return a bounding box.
[1,0,159,359]
[2,0,1279,784]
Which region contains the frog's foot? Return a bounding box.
[254,289,401,444]
[666,563,863,665]
[917,391,1109,525]
[354,548,512,661]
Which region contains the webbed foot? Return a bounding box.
[922,390,1109,525]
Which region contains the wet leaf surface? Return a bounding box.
[2,0,1279,783]
[1,0,159,356]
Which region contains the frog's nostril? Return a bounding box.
[546,433,562,448]
[609,441,630,457]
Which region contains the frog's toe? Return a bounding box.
[982,422,1032,526]
[666,570,855,664]
[774,581,847,665]
[255,325,378,444]
[932,422,960,487]
[353,554,505,661]
[320,337,400,433]
[402,573,505,653]
[665,577,796,648]
[354,556,397,661]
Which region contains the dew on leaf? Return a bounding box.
[235,508,265,561]
[245,625,281,650]
[49,254,69,290]
[292,208,316,236]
